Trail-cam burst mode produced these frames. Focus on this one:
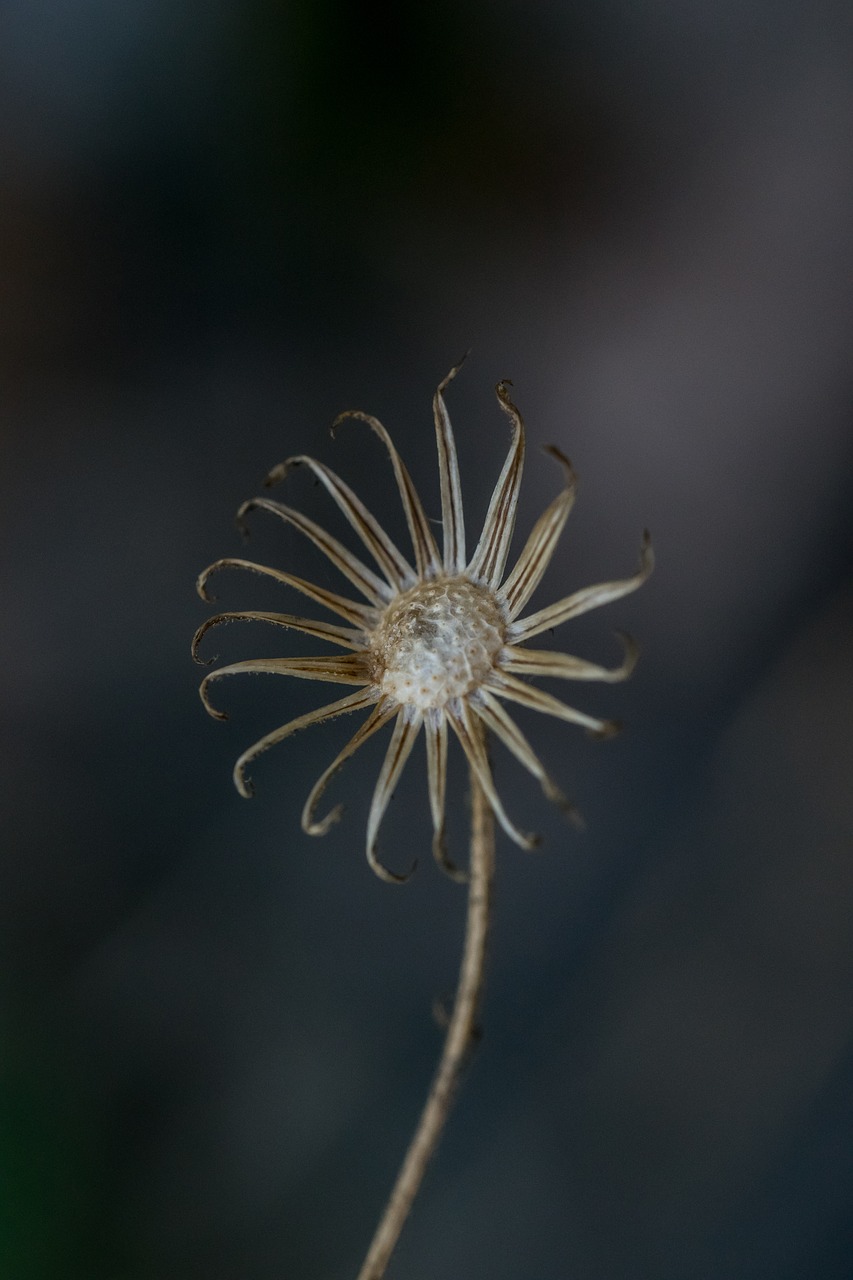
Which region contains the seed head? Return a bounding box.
[372,579,505,711]
[194,359,653,882]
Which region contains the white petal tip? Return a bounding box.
[303,804,344,838]
[234,772,255,799]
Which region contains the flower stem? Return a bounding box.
[355,760,496,1280]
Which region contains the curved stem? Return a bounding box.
[356,752,496,1280]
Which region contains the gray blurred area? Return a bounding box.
[2,2,853,1277]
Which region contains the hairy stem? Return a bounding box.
[355,758,496,1280]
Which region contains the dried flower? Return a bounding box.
[194,360,653,881]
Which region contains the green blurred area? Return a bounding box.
[0,1050,121,1279]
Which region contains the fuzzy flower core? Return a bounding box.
[373,580,505,710]
[194,361,653,882]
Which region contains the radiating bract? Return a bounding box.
[194,360,653,881]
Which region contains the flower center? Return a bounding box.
[371,577,505,711]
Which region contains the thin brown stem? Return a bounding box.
[355,749,496,1280]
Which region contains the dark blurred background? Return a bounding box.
[3,2,853,1277]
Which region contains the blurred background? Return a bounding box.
[2,2,853,1277]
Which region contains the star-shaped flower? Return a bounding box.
[194,361,653,881]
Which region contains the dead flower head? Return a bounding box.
[194,360,653,882]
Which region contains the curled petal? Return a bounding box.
[236,496,390,607]
[302,702,397,836]
[200,655,372,720]
[425,712,466,882]
[196,557,377,627]
[366,713,423,883]
[433,358,468,573]
[509,531,654,643]
[486,670,621,738]
[498,447,577,619]
[332,411,441,579]
[447,700,539,850]
[467,380,525,588]
[499,632,639,683]
[263,455,413,590]
[231,689,378,799]
[192,610,364,666]
[472,689,579,821]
